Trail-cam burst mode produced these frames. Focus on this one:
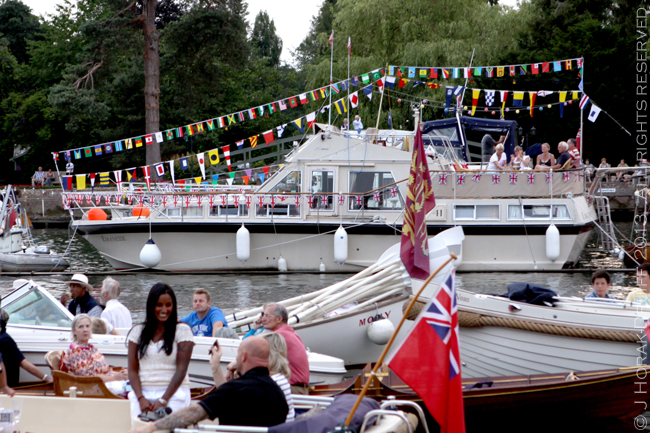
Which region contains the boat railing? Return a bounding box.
[554,295,650,311]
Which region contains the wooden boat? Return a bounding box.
[311,363,650,424]
[2,280,346,386]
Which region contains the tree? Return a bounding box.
[250,10,282,68]
[501,0,637,162]
[293,0,337,70]
[0,0,40,64]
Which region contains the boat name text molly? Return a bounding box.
[359,311,392,326]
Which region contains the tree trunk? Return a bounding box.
[142,0,161,173]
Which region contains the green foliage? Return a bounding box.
[500,0,637,161]
[0,0,41,64]
[250,10,282,68]
[293,0,337,70]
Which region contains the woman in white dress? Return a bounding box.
[127,283,194,419]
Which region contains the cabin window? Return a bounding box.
[157,206,204,218]
[207,196,249,218]
[256,201,300,218]
[507,204,571,220]
[310,170,334,210]
[5,289,72,328]
[269,171,301,194]
[348,172,403,211]
[453,204,500,221]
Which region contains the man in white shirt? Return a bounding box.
[100,277,132,329]
[352,115,364,134]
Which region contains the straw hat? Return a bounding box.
[65,274,93,291]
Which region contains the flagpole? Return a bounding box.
[374,63,388,135]
[347,36,350,131]
[328,30,334,128]
[343,253,458,426]
[580,56,584,161]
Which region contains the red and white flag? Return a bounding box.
[349,92,359,108]
[456,174,465,185]
[197,153,206,179]
[492,174,500,184]
[347,36,351,57]
[509,173,518,185]
[223,145,231,171]
[142,166,151,190]
[328,30,334,47]
[387,270,465,433]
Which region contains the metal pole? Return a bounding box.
[579,56,584,161]
[374,63,388,134]
[328,31,333,127]
[347,37,350,130]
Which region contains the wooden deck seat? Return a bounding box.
[45,350,63,372]
[52,370,124,399]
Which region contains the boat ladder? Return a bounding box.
[594,196,616,251]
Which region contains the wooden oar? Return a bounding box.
[343,253,457,426]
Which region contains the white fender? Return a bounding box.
[367,318,395,345]
[278,256,287,272]
[546,224,560,262]
[140,238,162,268]
[236,224,250,263]
[334,225,348,265]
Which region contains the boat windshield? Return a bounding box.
[4,288,72,328]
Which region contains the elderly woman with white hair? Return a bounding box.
[60,314,128,394]
[101,277,132,329]
[486,143,507,171]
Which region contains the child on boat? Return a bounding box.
[585,270,616,301]
[626,263,650,305]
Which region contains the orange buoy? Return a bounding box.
[132,205,150,217]
[88,208,108,221]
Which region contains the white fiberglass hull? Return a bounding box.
[77,218,591,272]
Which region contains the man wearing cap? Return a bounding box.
[62,274,103,318]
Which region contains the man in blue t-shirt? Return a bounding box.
[181,289,228,337]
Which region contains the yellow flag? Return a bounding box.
[250,135,258,148]
[497,67,504,77]
[572,91,579,100]
[559,92,567,103]
[208,150,220,165]
[76,174,86,190]
[194,176,202,185]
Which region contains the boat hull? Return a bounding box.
[451,288,648,378]
[0,252,70,272]
[11,326,346,386]
[76,219,592,272]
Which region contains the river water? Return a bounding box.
[0,225,639,322]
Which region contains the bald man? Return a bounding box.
[129,337,288,433]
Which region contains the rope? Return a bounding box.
[403,298,641,343]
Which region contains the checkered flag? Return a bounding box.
[485,90,495,107]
